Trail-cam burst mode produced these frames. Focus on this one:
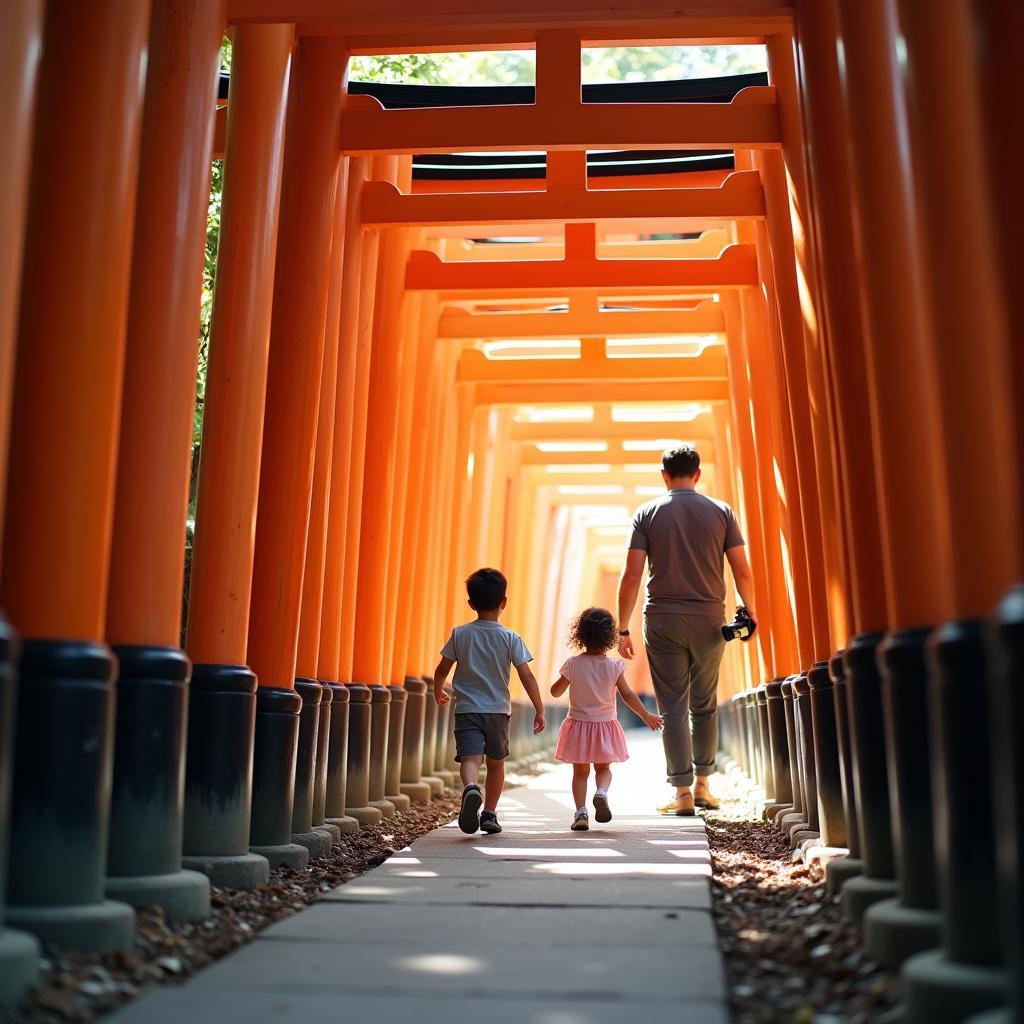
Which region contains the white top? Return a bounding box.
[558,654,626,723]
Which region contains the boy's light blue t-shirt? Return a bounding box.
[440,619,532,715]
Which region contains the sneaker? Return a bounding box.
[593,792,612,823]
[459,784,483,834]
[570,810,590,831]
[479,811,502,834]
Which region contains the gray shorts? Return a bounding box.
[454,712,511,762]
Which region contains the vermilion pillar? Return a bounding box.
[246,36,347,866]
[102,0,224,923]
[182,23,293,889]
[895,2,1019,1016]
[0,0,43,999]
[1,0,150,952]
[832,0,953,940]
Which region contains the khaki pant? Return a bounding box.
[643,610,726,788]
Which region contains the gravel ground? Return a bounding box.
[1,792,463,1023]
[704,769,902,1024]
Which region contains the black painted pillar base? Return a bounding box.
[791,674,820,849]
[401,677,432,803]
[344,683,381,826]
[288,679,331,859]
[181,664,269,888]
[755,685,775,801]
[825,650,863,895]
[808,661,845,849]
[384,685,411,812]
[367,684,396,818]
[249,686,308,871]
[0,616,39,1004]
[763,678,793,821]
[419,675,444,796]
[104,645,210,921]
[321,683,359,835]
[310,682,340,842]
[901,619,1008,1024]
[778,679,806,834]
[988,585,1024,1023]
[864,627,941,968]
[841,633,898,922]
[6,640,135,951]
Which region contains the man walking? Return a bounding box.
[617,445,757,814]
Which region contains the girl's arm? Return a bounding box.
[550,675,570,699]
[615,674,664,731]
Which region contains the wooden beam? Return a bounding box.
[409,244,757,292]
[474,380,730,404]
[362,171,764,227]
[439,298,725,339]
[518,440,715,464]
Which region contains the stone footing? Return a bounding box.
[842,874,899,925]
[105,868,210,922]
[250,843,309,871]
[400,782,432,804]
[324,815,360,835]
[901,949,1008,1024]
[825,855,863,895]
[863,898,942,968]
[290,830,333,859]
[368,798,396,819]
[346,805,383,827]
[0,928,39,1005]
[6,899,135,954]
[385,793,412,813]
[182,852,269,889]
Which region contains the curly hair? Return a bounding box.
[568,607,618,653]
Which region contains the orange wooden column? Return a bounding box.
[721,294,777,680]
[793,0,888,642]
[102,0,224,920]
[1,0,150,950]
[246,36,347,864]
[180,23,291,889]
[832,0,952,935]
[0,0,43,986]
[337,169,382,686]
[440,382,476,637]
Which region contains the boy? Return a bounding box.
[434,567,546,835]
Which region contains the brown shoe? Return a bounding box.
[693,786,720,810]
[657,794,695,817]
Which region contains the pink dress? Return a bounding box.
[554,654,631,764]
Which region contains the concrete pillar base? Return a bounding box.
[863,898,942,968]
[422,775,444,797]
[182,851,269,889]
[0,928,39,1005]
[250,842,309,871]
[763,802,791,821]
[435,770,457,787]
[325,815,361,835]
[315,823,341,842]
[400,782,432,804]
[842,873,899,925]
[369,798,397,819]
[902,949,1008,1024]
[385,793,412,813]
[791,828,820,848]
[6,898,135,953]
[291,830,333,859]
[779,811,806,832]
[105,868,210,922]
[346,805,383,827]
[804,845,849,870]
[825,855,863,895]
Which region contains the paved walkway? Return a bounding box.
[114,735,728,1023]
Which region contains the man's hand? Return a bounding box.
[532,712,546,734]
[618,634,635,660]
[434,687,450,706]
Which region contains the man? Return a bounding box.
[617,445,757,815]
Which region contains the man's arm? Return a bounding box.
[725,545,758,639]
[616,548,647,659]
[433,657,454,705]
[515,663,547,733]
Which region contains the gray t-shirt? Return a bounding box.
[629,488,744,617]
[440,619,532,715]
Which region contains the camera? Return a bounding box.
[722,606,755,642]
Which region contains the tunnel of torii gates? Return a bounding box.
[0,0,1023,1018]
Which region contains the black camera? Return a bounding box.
[722,606,754,642]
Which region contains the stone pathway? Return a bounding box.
[112,735,728,1023]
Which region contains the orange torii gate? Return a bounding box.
[0,3,1021,1021]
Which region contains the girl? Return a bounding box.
[551,607,664,831]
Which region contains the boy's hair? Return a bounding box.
[568,607,618,653]
[466,567,507,612]
[662,444,700,479]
